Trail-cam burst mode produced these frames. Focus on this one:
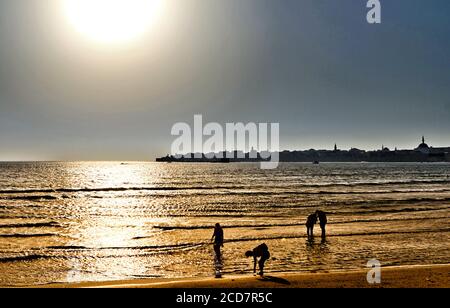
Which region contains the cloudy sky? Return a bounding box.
[0,0,449,160]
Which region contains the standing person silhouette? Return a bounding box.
[306,213,317,238]
[211,223,224,261]
[245,243,271,277]
[316,210,328,239]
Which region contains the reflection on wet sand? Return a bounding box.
[305,237,331,270]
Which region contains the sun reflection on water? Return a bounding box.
[62,162,176,281]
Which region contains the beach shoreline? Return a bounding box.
[36,264,449,288]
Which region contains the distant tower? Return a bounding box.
[422,136,425,144]
[250,146,257,158]
[334,144,338,151]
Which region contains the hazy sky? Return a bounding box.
[0,0,449,160]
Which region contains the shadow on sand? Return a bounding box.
[258,275,291,286]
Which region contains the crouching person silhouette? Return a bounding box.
[246,243,271,277]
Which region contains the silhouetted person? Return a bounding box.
[306,213,317,238]
[245,243,270,276]
[211,223,224,261]
[316,210,328,238]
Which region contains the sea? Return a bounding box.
[0,162,449,286]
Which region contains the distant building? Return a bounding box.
[433,147,450,154]
[381,145,390,152]
[415,136,430,154]
[349,148,364,154]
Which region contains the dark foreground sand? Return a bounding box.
[41,265,449,288]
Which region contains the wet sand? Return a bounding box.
[40,264,449,288]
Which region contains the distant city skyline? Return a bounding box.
[0,0,449,161]
[157,134,450,163]
[284,136,449,152]
[161,135,449,155]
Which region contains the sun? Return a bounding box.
[64,0,163,44]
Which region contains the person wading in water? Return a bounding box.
[306,213,318,238]
[316,210,328,239]
[211,223,224,261]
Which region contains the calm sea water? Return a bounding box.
[0,162,449,286]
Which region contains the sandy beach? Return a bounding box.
[41,264,449,288]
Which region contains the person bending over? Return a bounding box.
[245,243,271,276]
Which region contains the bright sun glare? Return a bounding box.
[64,0,163,44]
